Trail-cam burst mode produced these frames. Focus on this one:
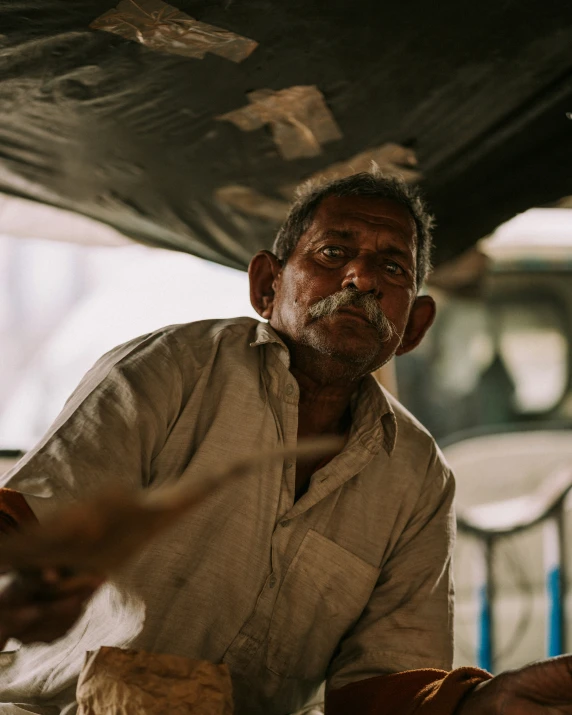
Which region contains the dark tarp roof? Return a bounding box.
[1,0,572,271]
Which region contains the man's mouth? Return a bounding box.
[336,307,373,324]
[307,289,397,342]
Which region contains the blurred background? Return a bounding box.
[2,0,572,680]
[0,218,257,449]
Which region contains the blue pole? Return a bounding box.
[544,514,565,657]
[477,582,493,671]
[476,538,494,672]
[546,564,562,656]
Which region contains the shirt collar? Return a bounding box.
[250,320,397,455]
[355,374,397,455]
[249,321,289,351]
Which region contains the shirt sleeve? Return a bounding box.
[326,445,456,691]
[0,330,185,521]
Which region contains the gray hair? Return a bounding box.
[272,169,435,288]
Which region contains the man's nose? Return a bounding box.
[341,256,380,295]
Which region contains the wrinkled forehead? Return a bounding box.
[310,195,417,246]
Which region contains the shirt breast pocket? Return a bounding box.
[266,529,380,680]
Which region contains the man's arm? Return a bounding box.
[0,329,184,517]
[0,487,103,649]
[0,329,186,648]
[324,441,572,714]
[326,667,492,714]
[328,655,572,713]
[457,656,572,714]
[323,442,473,712]
[326,444,456,693]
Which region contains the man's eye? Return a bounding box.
[320,246,345,259]
[385,261,404,275]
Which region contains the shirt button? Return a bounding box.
[285,384,294,396]
[269,575,277,588]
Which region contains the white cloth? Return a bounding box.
[0,318,455,715]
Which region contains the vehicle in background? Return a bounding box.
[397,207,572,672]
[397,207,572,440]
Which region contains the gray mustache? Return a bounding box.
[307,289,396,341]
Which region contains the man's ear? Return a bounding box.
[395,295,436,356]
[248,250,283,319]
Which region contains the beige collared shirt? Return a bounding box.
[0,318,455,715]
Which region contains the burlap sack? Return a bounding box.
[76,646,233,714]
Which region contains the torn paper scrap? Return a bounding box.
[77,647,233,715]
[215,185,290,222]
[280,143,422,197]
[90,0,258,63]
[217,86,343,160]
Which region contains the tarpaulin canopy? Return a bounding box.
[1,0,571,270]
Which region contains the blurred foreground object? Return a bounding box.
[0,437,340,574]
[77,647,233,715]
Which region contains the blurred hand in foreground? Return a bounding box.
[0,568,103,649]
[459,655,572,714]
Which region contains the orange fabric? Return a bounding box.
[0,487,36,534]
[326,667,492,715]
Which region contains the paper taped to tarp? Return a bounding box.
[280,143,422,197]
[218,86,343,160]
[3,0,572,271]
[91,0,258,63]
[76,647,233,715]
[215,185,290,222]
[215,144,420,221]
[0,437,342,575]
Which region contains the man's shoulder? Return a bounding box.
[155,316,260,351]
[105,317,260,362]
[83,317,261,387]
[385,389,434,443]
[151,316,259,342]
[380,386,449,472]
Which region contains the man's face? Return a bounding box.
[268,195,420,374]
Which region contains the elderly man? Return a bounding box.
[0,171,571,715]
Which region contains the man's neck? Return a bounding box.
[287,346,362,500]
[294,372,355,436]
[288,352,363,437]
